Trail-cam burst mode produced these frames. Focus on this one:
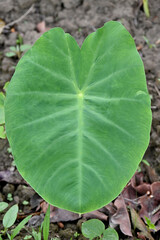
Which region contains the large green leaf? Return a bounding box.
[0,92,5,124]
[5,21,151,213]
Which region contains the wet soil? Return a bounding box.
[0,0,160,239]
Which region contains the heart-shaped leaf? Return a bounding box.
[5,21,151,213]
[82,219,105,239]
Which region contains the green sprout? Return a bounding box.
[143,0,150,17]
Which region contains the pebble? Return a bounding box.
[3,183,15,195]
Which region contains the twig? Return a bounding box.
[4,4,34,29]
[124,197,139,205]
[154,85,160,97]
[151,204,160,215]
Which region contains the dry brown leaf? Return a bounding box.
[104,202,117,216]
[131,172,151,195]
[130,207,154,240]
[139,182,160,226]
[83,210,108,221]
[50,208,80,223]
[122,183,138,207]
[110,195,132,236]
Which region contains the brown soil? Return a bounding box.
[0,0,160,239]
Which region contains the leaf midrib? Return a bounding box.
[77,95,84,210]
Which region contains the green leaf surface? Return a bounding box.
[82,219,105,239]
[10,46,17,52]
[43,205,50,240]
[3,81,10,91]
[3,204,18,228]
[11,215,32,240]
[0,202,8,212]
[102,228,119,240]
[5,21,152,213]
[5,52,16,57]
[20,44,31,52]
[0,126,6,139]
[0,92,5,124]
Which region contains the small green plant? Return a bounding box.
[24,205,50,240]
[145,216,156,231]
[143,36,156,49]
[5,44,31,59]
[6,34,31,58]
[81,219,119,240]
[0,202,31,239]
[0,202,51,240]
[42,205,50,240]
[5,21,151,213]
[143,0,150,17]
[7,193,13,202]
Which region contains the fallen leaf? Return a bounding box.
[28,214,44,227]
[104,202,117,216]
[139,182,160,226]
[130,207,154,240]
[131,172,151,195]
[83,210,108,221]
[110,195,132,236]
[50,208,80,223]
[122,183,138,208]
[0,170,26,184]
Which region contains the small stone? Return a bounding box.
[17,0,36,9]
[14,185,35,202]
[5,32,17,47]
[59,228,75,239]
[3,184,15,195]
[145,20,152,28]
[1,57,14,72]
[45,16,54,24]
[17,22,35,33]
[0,0,13,13]
[23,30,41,45]
[14,196,20,204]
[62,0,82,9]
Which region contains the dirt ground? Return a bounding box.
[0,0,160,239]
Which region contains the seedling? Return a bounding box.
[143,0,150,17]
[0,203,31,239]
[145,216,156,231]
[5,21,151,213]
[81,219,118,240]
[5,44,31,59]
[6,34,31,58]
[143,36,156,49]
[0,202,50,240]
